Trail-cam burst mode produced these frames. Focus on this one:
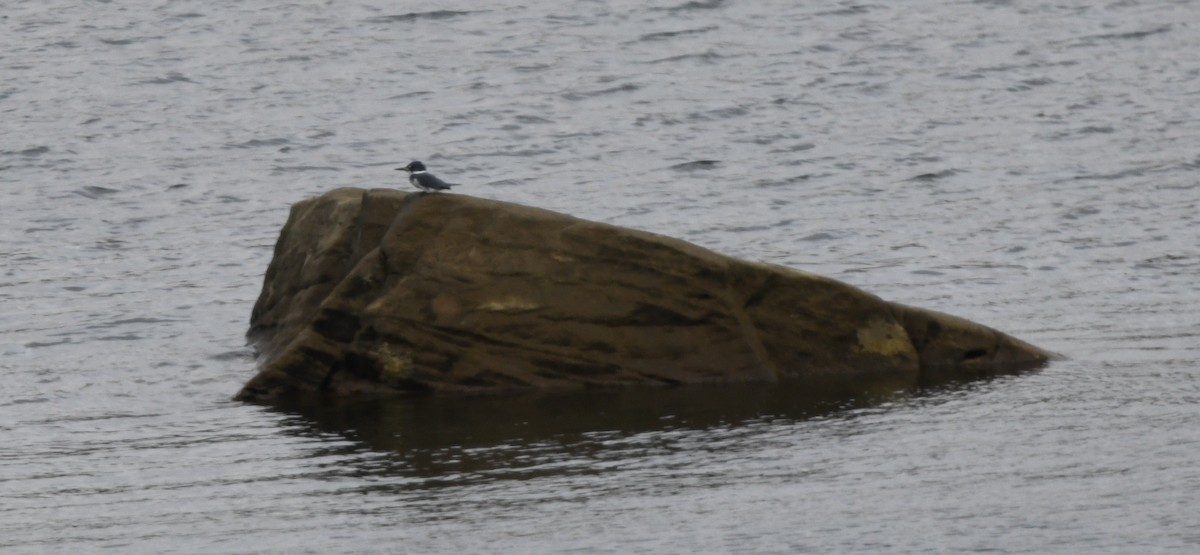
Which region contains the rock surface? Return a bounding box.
[237,188,1054,403]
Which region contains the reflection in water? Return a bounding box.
[273,382,911,487]
[271,359,1048,490]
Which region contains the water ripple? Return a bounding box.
[365,11,477,24]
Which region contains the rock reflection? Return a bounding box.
[271,382,905,485]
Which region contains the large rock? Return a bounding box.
[237,188,1054,403]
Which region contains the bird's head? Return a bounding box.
[396,160,426,173]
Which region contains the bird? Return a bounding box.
[396,160,455,193]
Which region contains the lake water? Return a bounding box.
[3,0,1199,552]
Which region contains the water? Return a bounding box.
[3,0,1198,552]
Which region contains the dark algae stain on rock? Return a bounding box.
[237,188,1054,404]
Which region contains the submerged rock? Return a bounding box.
[237,188,1053,403]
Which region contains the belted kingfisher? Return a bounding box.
[396,160,455,192]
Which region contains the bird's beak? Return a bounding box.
[395,167,408,172]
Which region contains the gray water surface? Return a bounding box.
[3,0,1199,553]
